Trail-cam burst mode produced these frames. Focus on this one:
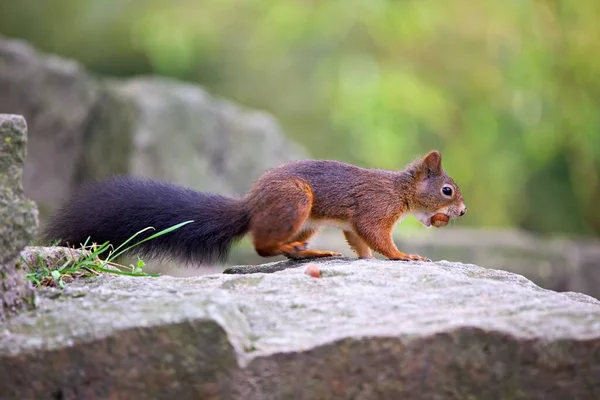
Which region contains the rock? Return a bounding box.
[0,114,38,320]
[570,239,600,301]
[1,258,599,399]
[16,246,122,285]
[72,85,137,184]
[0,35,98,216]
[253,228,599,300]
[0,35,306,222]
[108,77,306,196]
[18,247,92,274]
[393,228,600,300]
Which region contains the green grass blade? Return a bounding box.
[93,266,161,277]
[19,255,33,270]
[108,226,156,255]
[107,220,194,261]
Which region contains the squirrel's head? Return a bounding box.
[406,150,467,227]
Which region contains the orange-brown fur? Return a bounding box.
[243,150,467,262]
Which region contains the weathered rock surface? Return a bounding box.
[0,36,97,216]
[194,227,600,300]
[18,246,92,274]
[394,228,600,300]
[1,258,599,399]
[225,228,600,299]
[0,114,38,320]
[110,77,306,196]
[0,35,306,220]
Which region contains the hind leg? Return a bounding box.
[250,179,341,259]
[344,230,373,259]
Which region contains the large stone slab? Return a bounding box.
[1,258,599,399]
[393,228,600,299]
[234,228,599,300]
[0,114,38,320]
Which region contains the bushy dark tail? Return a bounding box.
[44,176,251,265]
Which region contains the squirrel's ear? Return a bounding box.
[421,150,442,176]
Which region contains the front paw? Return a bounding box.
[409,254,431,262]
[389,254,431,262]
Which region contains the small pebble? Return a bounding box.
[304,263,321,278]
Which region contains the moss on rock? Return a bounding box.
[0,114,38,320]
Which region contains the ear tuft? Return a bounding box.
[421,150,442,176]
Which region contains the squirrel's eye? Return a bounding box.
[441,186,453,197]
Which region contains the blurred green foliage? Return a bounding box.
[1,0,599,235]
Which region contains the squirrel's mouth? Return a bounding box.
[415,203,465,228]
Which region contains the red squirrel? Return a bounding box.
[45,150,466,264]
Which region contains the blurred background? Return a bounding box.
[2,0,599,237]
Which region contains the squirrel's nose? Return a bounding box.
[459,208,467,216]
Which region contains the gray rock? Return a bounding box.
[0,35,306,223]
[108,76,306,195]
[72,85,137,183]
[0,114,38,320]
[1,258,599,399]
[17,246,122,275]
[0,35,98,216]
[392,228,600,300]
[252,228,600,300]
